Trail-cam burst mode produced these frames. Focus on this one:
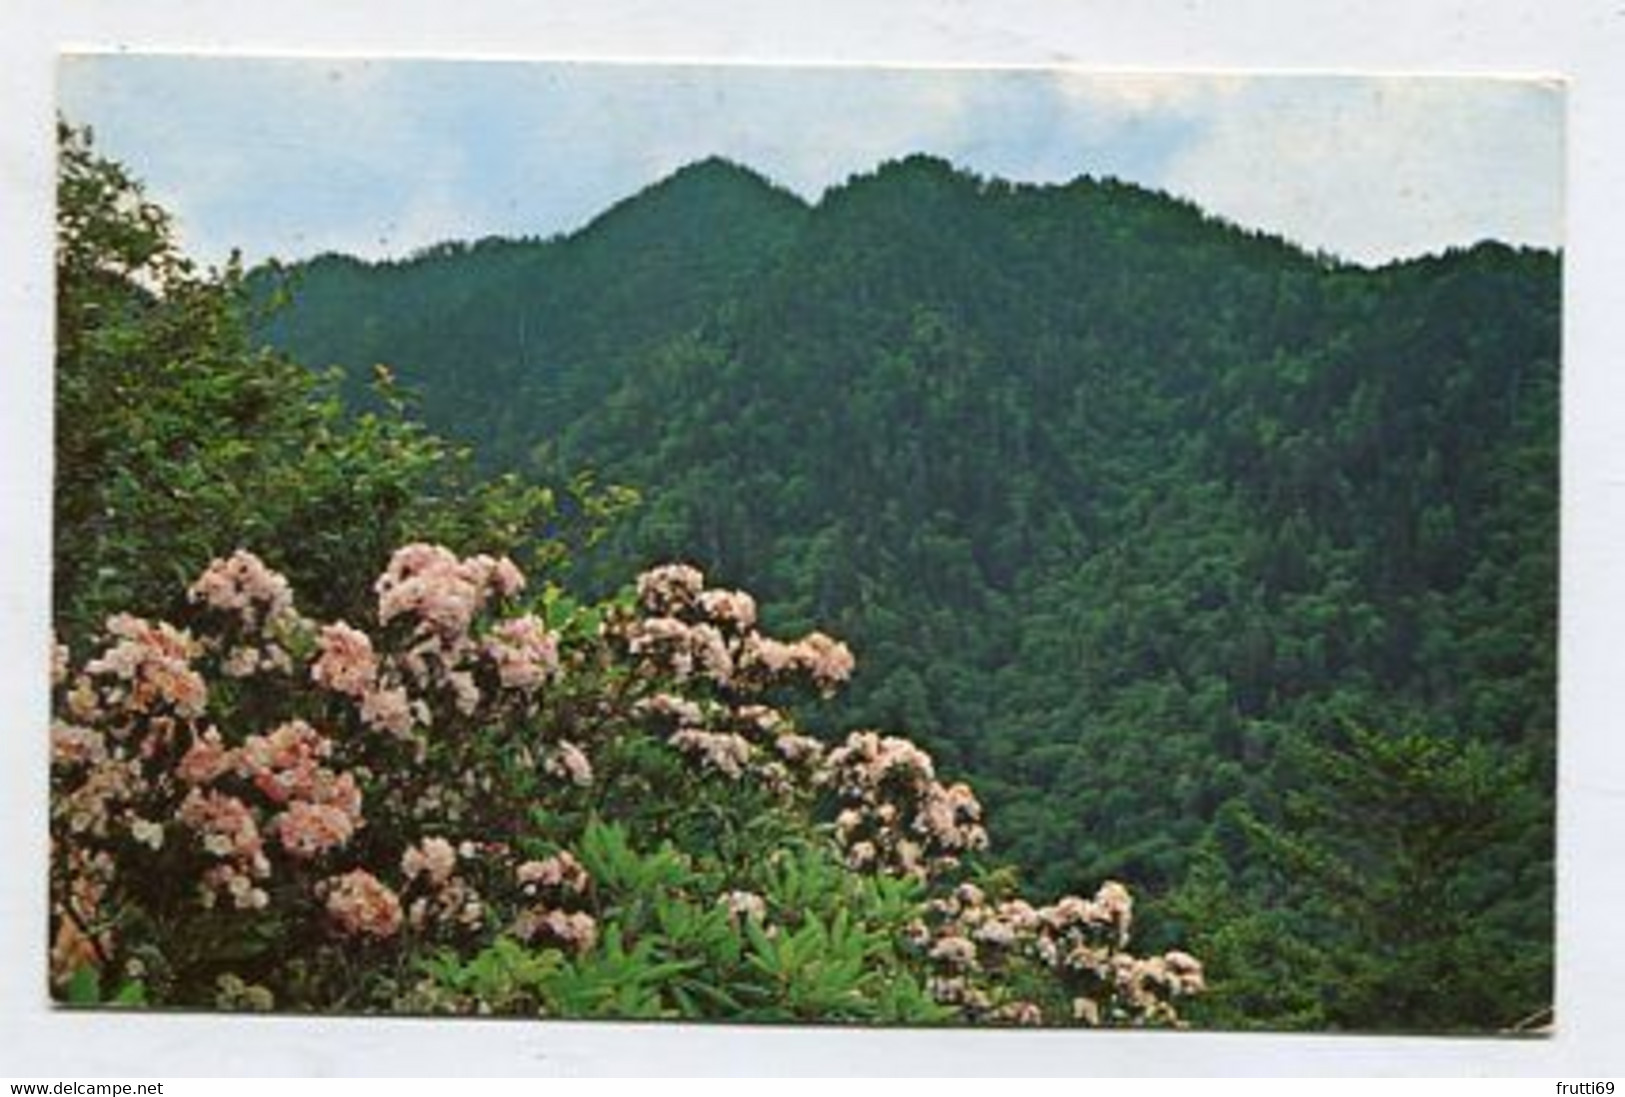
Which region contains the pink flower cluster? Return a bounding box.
[322,869,404,939]
[177,788,270,910]
[311,622,378,697]
[667,726,756,780]
[402,836,459,886]
[50,544,1204,1024]
[50,547,594,991]
[189,550,297,634]
[512,851,596,954]
[618,564,864,791]
[51,564,388,975]
[84,614,207,718]
[619,563,854,697]
[54,746,140,838]
[625,615,733,684]
[400,837,486,933]
[51,721,107,768]
[177,719,365,863]
[358,685,422,739]
[484,615,560,692]
[376,543,524,639]
[635,563,707,615]
[738,631,856,696]
[914,879,1204,1025]
[823,731,988,880]
[309,546,564,748]
[543,741,594,787]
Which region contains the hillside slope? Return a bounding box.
[256,155,1558,1029]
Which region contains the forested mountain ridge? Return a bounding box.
[261,157,808,459]
[256,154,1558,1030]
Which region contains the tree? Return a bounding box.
[1236,726,1552,1031]
[55,121,620,643]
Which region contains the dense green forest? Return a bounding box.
[55,125,1555,1031]
[257,154,1559,1030]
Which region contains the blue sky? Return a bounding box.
[58,55,1563,268]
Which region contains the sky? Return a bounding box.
[58,55,1563,271]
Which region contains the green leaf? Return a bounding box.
[65,966,101,1005]
[112,980,148,1007]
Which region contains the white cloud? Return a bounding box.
[57,58,1563,268]
[1157,77,1563,264]
[1049,69,1249,119]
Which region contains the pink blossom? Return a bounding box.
[376,543,481,637]
[516,850,591,896]
[1095,880,1134,941]
[310,622,378,697]
[56,758,143,836]
[407,875,486,932]
[740,634,797,675]
[175,727,234,784]
[446,670,481,715]
[512,907,598,954]
[773,732,825,765]
[697,588,757,631]
[178,789,266,872]
[929,933,980,970]
[236,720,332,802]
[322,869,403,938]
[199,864,270,911]
[993,1001,1044,1026]
[50,722,107,768]
[736,705,784,735]
[222,647,262,678]
[635,563,705,614]
[689,623,734,684]
[273,800,356,858]
[188,550,297,633]
[86,614,207,717]
[668,728,755,780]
[795,631,856,692]
[1160,950,1206,995]
[634,692,706,727]
[460,553,526,600]
[483,615,559,691]
[544,741,594,787]
[401,836,459,887]
[360,685,417,738]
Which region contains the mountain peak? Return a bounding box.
[577,156,809,242]
[667,155,777,186]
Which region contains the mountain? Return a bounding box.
[254,155,1558,1029]
[259,157,808,461]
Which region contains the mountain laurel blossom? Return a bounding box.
[48,547,1200,1025]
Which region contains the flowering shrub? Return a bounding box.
[49,547,1200,1023]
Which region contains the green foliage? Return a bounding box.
[54,122,624,644]
[418,938,565,1014]
[431,821,948,1023]
[1233,728,1552,1031]
[257,152,1556,1031]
